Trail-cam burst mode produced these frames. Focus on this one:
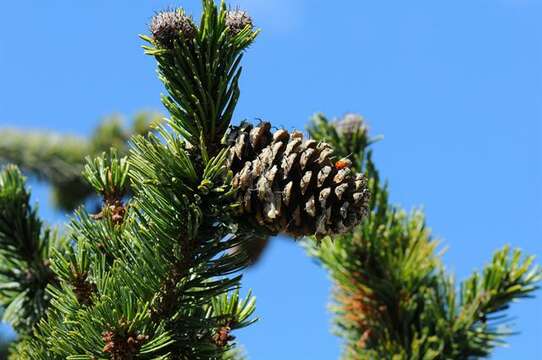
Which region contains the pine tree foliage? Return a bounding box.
[141,3,257,156]
[1,1,262,358]
[306,114,541,359]
[0,166,65,337]
[0,112,161,211]
[0,2,538,359]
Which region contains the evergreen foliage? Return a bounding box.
[306,114,541,359]
[141,3,257,156]
[5,1,260,358]
[0,2,539,359]
[0,166,64,337]
[0,112,161,211]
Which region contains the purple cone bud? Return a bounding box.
[225,10,253,36]
[150,10,196,48]
[334,113,367,137]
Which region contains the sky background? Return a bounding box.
[0,0,541,358]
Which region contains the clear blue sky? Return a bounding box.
[1,0,540,358]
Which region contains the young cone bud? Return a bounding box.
[228,122,370,238]
[334,113,366,138]
[225,10,253,35]
[150,9,196,48]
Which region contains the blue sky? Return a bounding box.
[0,0,541,358]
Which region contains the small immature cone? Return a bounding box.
[225,10,253,35]
[334,113,366,138]
[150,9,197,48]
[228,122,370,238]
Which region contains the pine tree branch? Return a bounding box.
[0,112,162,211]
[306,114,541,359]
[16,2,260,358]
[0,130,88,183]
[451,246,541,357]
[0,166,64,337]
[142,1,258,156]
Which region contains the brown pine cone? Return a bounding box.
[228,122,370,238]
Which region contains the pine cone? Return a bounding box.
[228,122,370,238]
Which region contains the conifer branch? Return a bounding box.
[142,1,258,156]
[0,112,161,211]
[14,2,260,358]
[1,2,536,359]
[0,166,65,338]
[451,246,541,357]
[306,114,541,359]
